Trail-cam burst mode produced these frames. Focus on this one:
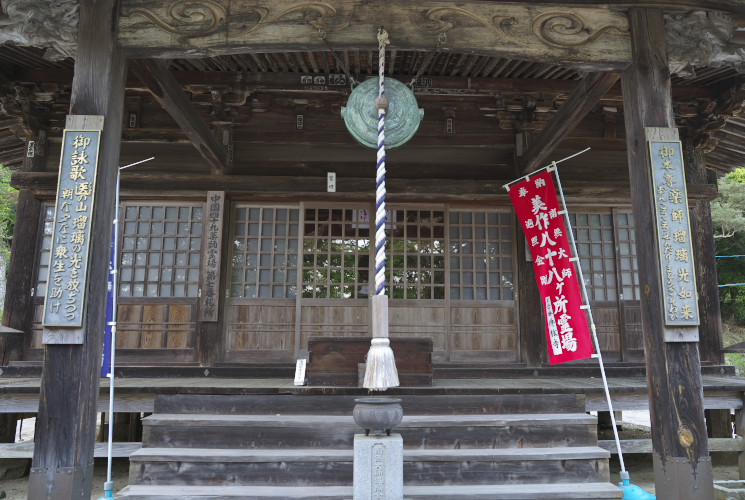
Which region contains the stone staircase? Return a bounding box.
[116,393,622,499]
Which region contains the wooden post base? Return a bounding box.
[28,462,93,499]
[652,454,713,500]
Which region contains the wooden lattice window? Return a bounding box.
[302,207,371,299]
[449,210,514,300]
[616,211,641,300]
[386,208,446,299]
[34,204,55,297]
[119,204,203,298]
[230,206,300,299]
[569,212,617,301]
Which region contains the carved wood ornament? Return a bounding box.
[666,10,745,78]
[116,1,632,67]
[0,0,79,60]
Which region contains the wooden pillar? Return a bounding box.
[685,143,724,365]
[736,404,745,479]
[1,133,46,365]
[516,220,543,367]
[0,413,18,443]
[621,9,713,498]
[705,409,733,439]
[28,0,126,497]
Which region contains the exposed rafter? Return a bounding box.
[520,72,620,175]
[129,59,227,174]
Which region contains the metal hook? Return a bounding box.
[438,32,447,45]
[317,28,327,40]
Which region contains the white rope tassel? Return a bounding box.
[364,27,399,391]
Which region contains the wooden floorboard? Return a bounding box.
[117,483,624,499]
[0,375,743,413]
[0,441,140,458]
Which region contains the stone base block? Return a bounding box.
[353,433,403,500]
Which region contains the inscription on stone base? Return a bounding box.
[353,434,403,500]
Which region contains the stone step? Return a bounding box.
[142,413,598,449]
[129,446,610,487]
[117,482,623,499]
[154,393,586,415]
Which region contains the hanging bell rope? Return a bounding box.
[363,27,400,391]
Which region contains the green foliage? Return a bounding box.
[724,321,745,376]
[711,169,745,239]
[714,167,745,326]
[0,165,16,267]
[727,168,745,184]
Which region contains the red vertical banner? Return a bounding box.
[507,170,594,364]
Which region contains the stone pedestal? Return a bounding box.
[353,433,403,500]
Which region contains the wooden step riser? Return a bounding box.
[154,394,585,415]
[143,423,597,450]
[131,458,609,486]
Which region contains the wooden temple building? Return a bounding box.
[1,0,745,498]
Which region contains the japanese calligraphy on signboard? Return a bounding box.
[507,170,594,364]
[198,191,224,322]
[648,141,699,326]
[42,130,101,327]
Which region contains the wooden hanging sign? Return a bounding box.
[199,191,225,322]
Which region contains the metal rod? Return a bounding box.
[550,161,627,473]
[104,156,154,491]
[503,148,591,190]
[120,156,154,170]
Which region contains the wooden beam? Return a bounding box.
[12,67,718,100]
[621,8,713,498]
[598,437,743,455]
[520,72,620,174]
[128,59,226,174]
[118,1,632,70]
[10,171,634,202]
[488,0,745,13]
[27,0,127,497]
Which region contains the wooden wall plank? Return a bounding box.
[167,305,192,349]
[141,304,166,349]
[117,304,143,349]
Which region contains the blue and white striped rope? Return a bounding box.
[375,28,389,297]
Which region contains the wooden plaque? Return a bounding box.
[42,115,104,344]
[199,191,225,322]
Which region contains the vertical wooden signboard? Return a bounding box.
[42,117,103,344]
[646,127,699,341]
[199,191,225,321]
